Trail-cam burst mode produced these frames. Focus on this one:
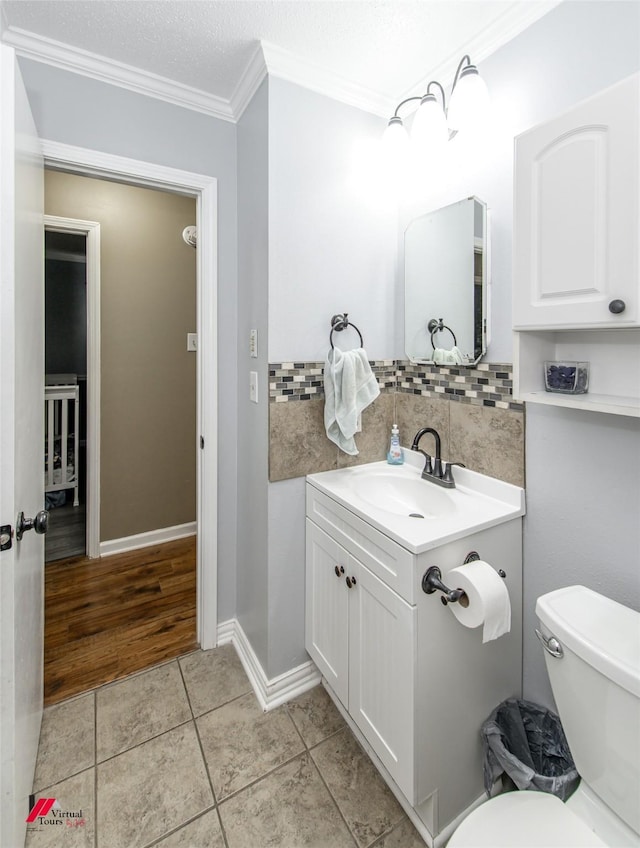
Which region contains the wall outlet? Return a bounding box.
[249,371,258,403]
[249,328,258,358]
[187,333,198,352]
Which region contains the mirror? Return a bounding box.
[405,196,487,366]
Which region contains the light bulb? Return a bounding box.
[411,94,448,151]
[381,116,409,158]
[447,65,490,131]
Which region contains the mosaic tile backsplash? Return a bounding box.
[268,359,525,487]
[270,360,523,412]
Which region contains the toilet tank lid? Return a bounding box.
[536,586,640,698]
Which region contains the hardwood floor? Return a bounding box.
[45,501,86,562]
[44,536,198,706]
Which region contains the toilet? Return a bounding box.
[448,585,640,847]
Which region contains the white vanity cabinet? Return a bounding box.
[305,472,524,846]
[305,518,416,802]
[513,72,640,416]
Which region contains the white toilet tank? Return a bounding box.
[536,586,640,838]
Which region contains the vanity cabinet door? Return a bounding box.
[305,521,349,706]
[349,561,416,803]
[513,72,639,328]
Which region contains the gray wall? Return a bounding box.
[20,58,238,620]
[476,1,640,707]
[264,77,396,677]
[236,79,270,671]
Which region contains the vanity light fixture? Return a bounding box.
[382,55,490,157]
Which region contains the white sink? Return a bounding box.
[345,466,455,518]
[307,452,525,553]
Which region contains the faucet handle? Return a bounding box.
[442,461,465,484]
[412,447,433,475]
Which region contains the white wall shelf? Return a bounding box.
[514,328,640,417]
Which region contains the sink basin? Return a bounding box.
[307,453,525,553]
[345,466,455,518]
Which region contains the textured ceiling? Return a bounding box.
[1,1,557,106]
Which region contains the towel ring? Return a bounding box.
[427,318,457,350]
[330,313,364,349]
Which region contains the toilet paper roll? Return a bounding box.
[446,561,511,643]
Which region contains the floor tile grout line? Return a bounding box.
[313,729,406,848]
[368,816,414,848]
[140,802,218,848]
[192,714,220,807]
[284,701,312,752]
[176,654,197,721]
[184,660,232,848]
[306,729,362,848]
[94,714,194,767]
[33,762,95,796]
[215,804,231,848]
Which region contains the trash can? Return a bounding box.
[481,697,580,801]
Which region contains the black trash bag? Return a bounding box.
[481,697,580,801]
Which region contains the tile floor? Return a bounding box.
[26,644,426,848]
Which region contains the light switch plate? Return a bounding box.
[187,333,198,352]
[249,371,258,403]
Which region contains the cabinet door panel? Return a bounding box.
[514,73,639,328]
[349,560,416,802]
[305,521,349,705]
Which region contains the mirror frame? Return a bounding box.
[404,196,488,367]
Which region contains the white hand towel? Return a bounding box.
[324,348,380,455]
[433,346,464,365]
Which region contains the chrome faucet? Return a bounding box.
[411,427,463,489]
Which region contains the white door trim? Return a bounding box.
[40,140,218,649]
[44,215,101,558]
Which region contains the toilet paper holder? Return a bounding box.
[422,552,491,606]
[422,566,469,606]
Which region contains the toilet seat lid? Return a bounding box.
[448,791,607,848]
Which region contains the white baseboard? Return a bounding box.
[216,618,321,712]
[100,521,197,557]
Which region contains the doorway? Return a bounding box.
[42,140,219,655]
[40,150,219,701]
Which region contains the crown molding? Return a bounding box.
[260,40,393,118]
[2,25,236,122]
[2,0,561,124]
[230,41,268,121]
[400,0,562,102]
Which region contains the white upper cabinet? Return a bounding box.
[513,73,639,329]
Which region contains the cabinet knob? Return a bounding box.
[334,565,344,577]
[609,299,626,314]
[346,575,357,588]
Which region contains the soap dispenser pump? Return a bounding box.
[387,424,404,465]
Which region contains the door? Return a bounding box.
[305,521,349,704]
[349,561,416,802]
[0,45,45,847]
[513,72,639,328]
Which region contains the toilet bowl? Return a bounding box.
[448,586,640,848]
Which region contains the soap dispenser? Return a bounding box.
[387,424,404,465]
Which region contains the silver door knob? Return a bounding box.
[16,510,49,541]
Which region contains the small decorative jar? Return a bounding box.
[544,361,590,394]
